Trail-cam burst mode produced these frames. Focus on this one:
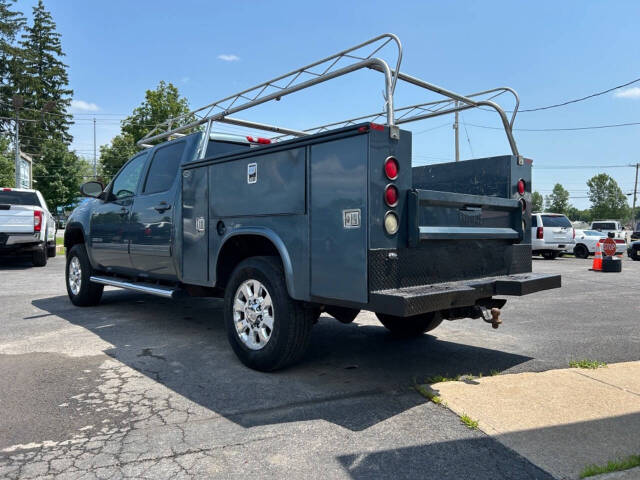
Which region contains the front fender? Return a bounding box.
[217,227,297,299]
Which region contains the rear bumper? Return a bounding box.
[0,233,43,254]
[369,272,561,317]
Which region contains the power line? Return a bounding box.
[468,121,640,132]
[517,77,640,113]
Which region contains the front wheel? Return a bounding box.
[224,256,314,371]
[66,244,103,306]
[376,311,443,337]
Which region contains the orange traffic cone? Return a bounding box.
[592,242,602,271]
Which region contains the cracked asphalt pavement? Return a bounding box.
[0,254,638,479]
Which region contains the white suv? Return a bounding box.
[531,213,575,259]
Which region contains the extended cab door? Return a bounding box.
[129,141,186,279]
[90,152,148,271]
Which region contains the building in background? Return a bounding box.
[18,151,32,189]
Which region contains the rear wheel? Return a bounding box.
[376,311,443,337]
[224,256,314,371]
[66,244,103,306]
[573,244,589,259]
[541,251,559,260]
[632,247,640,261]
[32,243,47,267]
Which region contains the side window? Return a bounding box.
[111,153,148,200]
[532,215,538,227]
[143,142,186,194]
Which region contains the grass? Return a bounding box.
[56,236,64,246]
[413,383,443,405]
[579,454,640,478]
[460,414,479,430]
[569,359,607,369]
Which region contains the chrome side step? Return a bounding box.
[90,276,177,298]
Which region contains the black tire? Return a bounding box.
[541,251,559,260]
[224,256,314,371]
[631,248,640,261]
[376,311,443,337]
[326,306,360,324]
[47,243,57,258]
[573,244,589,259]
[66,244,103,306]
[32,243,47,267]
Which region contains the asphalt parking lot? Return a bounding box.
[0,253,638,479]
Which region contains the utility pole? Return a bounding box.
[633,162,639,227]
[453,101,459,162]
[12,95,23,188]
[93,116,97,178]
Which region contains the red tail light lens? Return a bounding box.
[34,210,42,232]
[517,179,525,195]
[384,157,398,180]
[384,185,398,207]
[536,226,543,239]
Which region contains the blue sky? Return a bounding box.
[16,0,640,209]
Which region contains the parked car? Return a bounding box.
[0,188,57,266]
[531,213,575,259]
[628,240,640,261]
[630,222,640,241]
[590,220,625,240]
[573,229,626,259]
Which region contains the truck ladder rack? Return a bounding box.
[138,33,520,157]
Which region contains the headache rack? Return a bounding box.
[137,33,521,158]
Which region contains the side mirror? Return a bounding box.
[80,181,104,198]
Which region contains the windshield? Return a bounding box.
[592,222,616,230]
[0,191,41,206]
[541,215,571,228]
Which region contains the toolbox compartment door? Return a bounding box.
[310,135,368,303]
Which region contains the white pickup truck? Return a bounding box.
[0,188,57,266]
[590,220,625,240]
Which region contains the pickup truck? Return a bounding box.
[590,220,625,240]
[0,188,57,266]
[64,33,561,371]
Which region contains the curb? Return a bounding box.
[55,245,65,255]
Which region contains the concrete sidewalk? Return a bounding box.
[423,362,640,479]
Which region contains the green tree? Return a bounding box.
[0,0,26,135]
[544,183,570,214]
[586,173,629,220]
[14,0,72,155]
[566,206,592,223]
[0,135,14,186]
[33,138,89,210]
[99,81,192,180]
[98,133,138,181]
[531,191,543,212]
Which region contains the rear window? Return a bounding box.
[584,230,603,236]
[0,191,40,206]
[592,222,616,230]
[532,215,538,227]
[205,140,250,158]
[541,215,571,228]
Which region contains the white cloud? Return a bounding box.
[217,54,240,62]
[614,87,640,99]
[70,100,100,112]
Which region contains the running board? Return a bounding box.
[90,276,177,298]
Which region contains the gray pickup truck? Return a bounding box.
[65,34,560,370]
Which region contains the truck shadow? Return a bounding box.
[0,256,37,270]
[32,291,533,432]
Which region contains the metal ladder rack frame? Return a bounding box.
[137,33,521,157]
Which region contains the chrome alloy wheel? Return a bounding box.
[233,279,274,350]
[68,256,82,295]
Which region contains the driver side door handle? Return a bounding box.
[154,202,171,213]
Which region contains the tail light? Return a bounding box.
[536,227,543,239]
[384,157,398,180]
[34,210,42,232]
[517,179,526,195]
[384,185,398,207]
